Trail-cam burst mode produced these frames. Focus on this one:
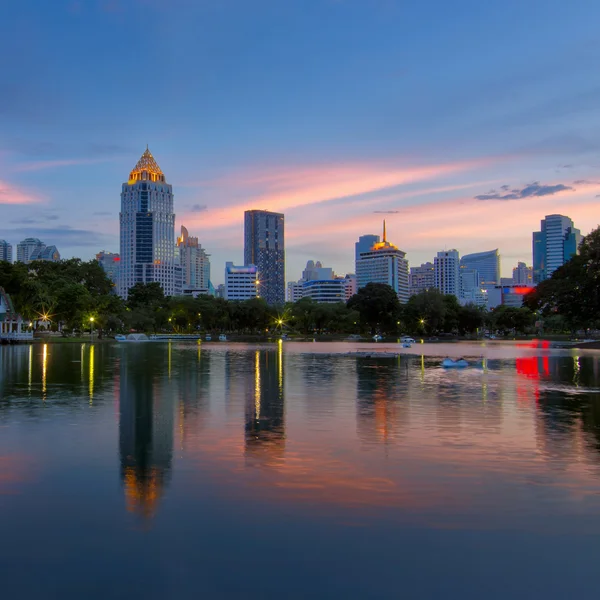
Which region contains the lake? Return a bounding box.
[1,340,600,599]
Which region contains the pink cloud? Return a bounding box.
[0,180,42,205]
[11,157,118,173]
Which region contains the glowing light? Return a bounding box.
[89,344,95,404]
[90,316,94,323]
[42,344,48,399]
[278,319,283,325]
[28,344,32,394]
[254,350,261,419]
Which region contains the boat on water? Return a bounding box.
[400,336,416,344]
[205,334,212,341]
[373,334,383,342]
[402,342,412,348]
[115,333,150,343]
[442,357,469,368]
[218,334,227,342]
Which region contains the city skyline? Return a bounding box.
[2,1,600,283]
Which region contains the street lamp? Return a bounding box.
[89,316,95,338]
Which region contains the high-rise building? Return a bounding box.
[177,225,211,294]
[409,262,434,296]
[356,222,409,303]
[460,249,500,288]
[434,250,460,297]
[96,251,120,286]
[0,240,12,263]
[118,147,181,299]
[244,210,285,305]
[302,260,333,281]
[459,266,487,307]
[29,245,60,262]
[302,279,347,303]
[16,237,45,264]
[225,263,258,301]
[355,234,380,266]
[512,262,533,286]
[533,214,581,284]
[344,273,357,300]
[287,280,304,303]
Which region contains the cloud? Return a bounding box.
[0,180,41,205]
[190,203,208,212]
[474,182,573,201]
[0,226,110,248]
[10,213,60,225]
[373,210,399,214]
[11,157,118,173]
[93,211,112,216]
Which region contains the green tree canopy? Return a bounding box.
[347,283,400,334]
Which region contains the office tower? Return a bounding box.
[356,222,409,303]
[177,225,211,294]
[96,251,120,285]
[302,279,347,303]
[29,245,60,262]
[434,250,460,297]
[459,266,487,307]
[215,283,226,299]
[533,214,581,284]
[244,210,285,305]
[355,234,380,266]
[302,260,333,281]
[225,263,258,301]
[16,237,45,264]
[409,262,434,296]
[287,280,304,302]
[344,273,357,300]
[119,147,180,299]
[512,262,533,286]
[0,240,12,263]
[460,249,500,288]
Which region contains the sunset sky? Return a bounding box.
[1,0,600,284]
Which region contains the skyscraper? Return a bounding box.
[244,210,285,305]
[177,225,211,294]
[533,214,581,283]
[96,251,120,286]
[434,250,460,297]
[16,237,45,264]
[513,262,533,286]
[225,262,259,301]
[356,222,409,303]
[29,245,60,262]
[460,249,500,288]
[119,147,181,298]
[409,262,434,296]
[355,234,380,268]
[0,240,12,263]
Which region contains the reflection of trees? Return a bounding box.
[535,356,600,459]
[356,357,407,446]
[119,346,173,519]
[245,349,285,466]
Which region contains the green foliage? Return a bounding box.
[525,226,600,330]
[489,305,535,334]
[347,283,401,334]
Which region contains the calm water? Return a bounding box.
[1,341,600,599]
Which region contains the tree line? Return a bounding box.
[3,226,597,338]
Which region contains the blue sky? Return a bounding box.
[1,0,600,283]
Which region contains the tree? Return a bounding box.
[347,283,400,334]
[404,289,446,334]
[458,303,485,334]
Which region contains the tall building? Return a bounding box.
[302,260,333,281]
[244,210,285,305]
[287,280,304,302]
[29,245,60,262]
[344,273,357,300]
[225,263,258,301]
[119,147,181,299]
[409,262,434,296]
[96,251,120,286]
[16,237,45,264]
[355,234,380,266]
[460,249,500,288]
[533,214,581,284]
[434,250,460,297]
[356,222,409,303]
[459,267,487,307]
[513,262,533,286]
[0,240,12,263]
[177,225,211,294]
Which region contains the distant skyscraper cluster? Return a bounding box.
[0,145,583,313]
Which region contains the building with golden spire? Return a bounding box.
[356,221,409,302]
[118,147,182,298]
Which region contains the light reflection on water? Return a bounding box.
[1,341,600,599]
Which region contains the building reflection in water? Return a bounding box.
[119,346,173,519]
[244,347,285,467]
[355,356,407,447]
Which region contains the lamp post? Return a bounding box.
[90,316,95,339]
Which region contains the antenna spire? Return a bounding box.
[383,219,387,243]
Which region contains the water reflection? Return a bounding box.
[118,347,174,518]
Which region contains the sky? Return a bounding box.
[1,0,600,285]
